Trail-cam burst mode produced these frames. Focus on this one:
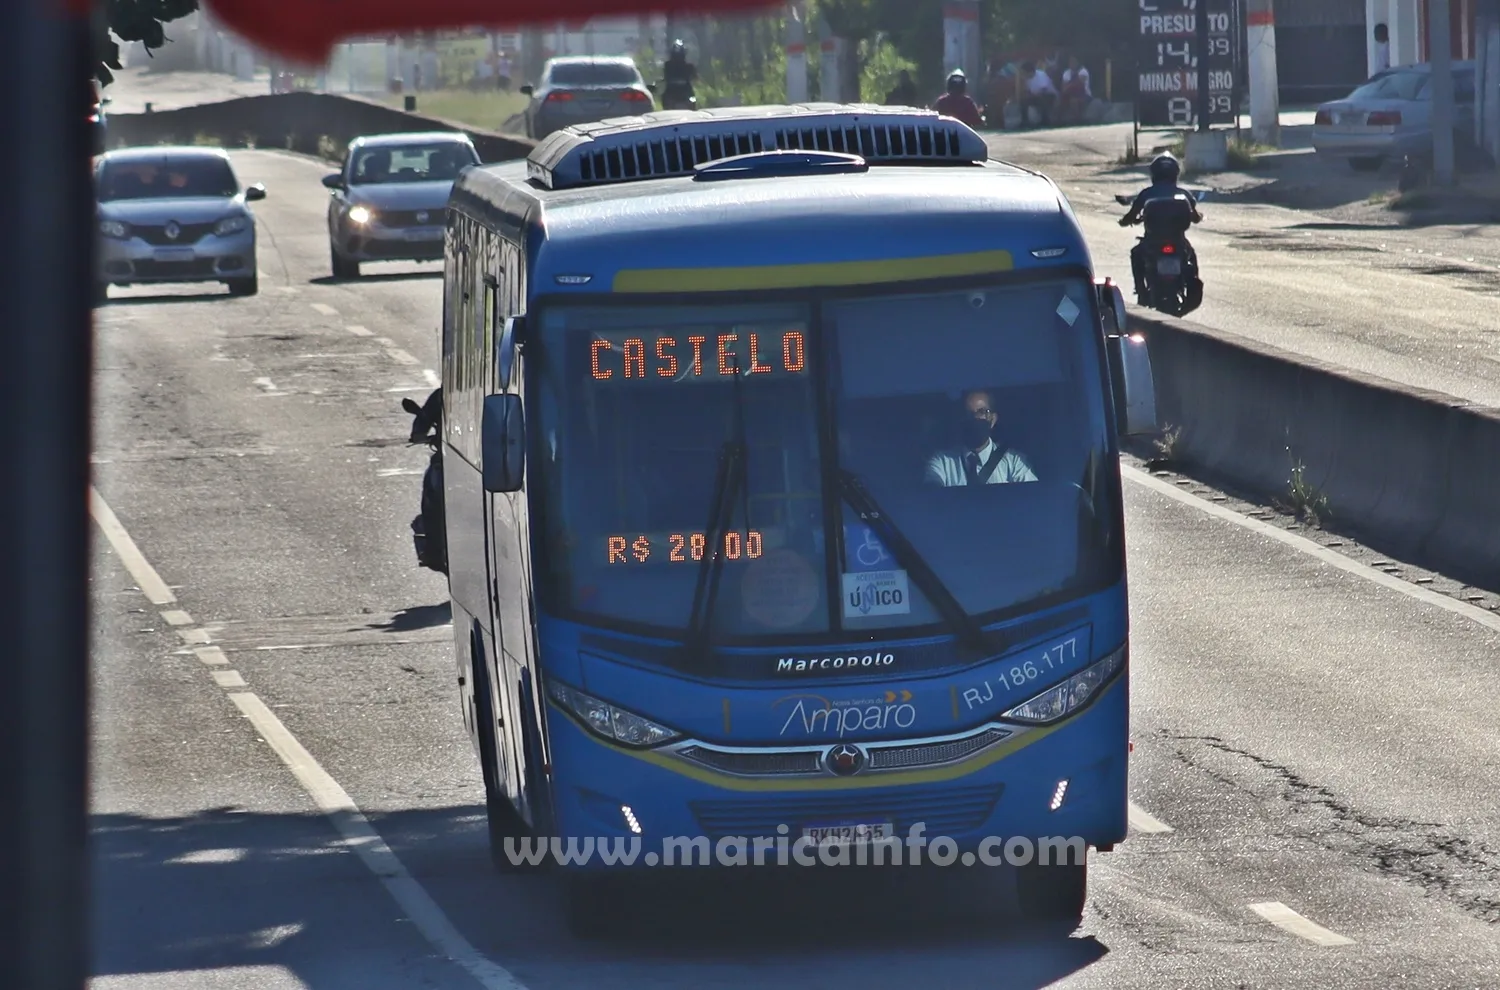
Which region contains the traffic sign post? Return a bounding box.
[1136,0,1243,130]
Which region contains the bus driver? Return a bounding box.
[924,389,1038,486]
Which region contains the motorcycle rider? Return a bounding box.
[1118,152,1202,303]
[403,388,447,574]
[934,69,983,130]
[661,39,697,109]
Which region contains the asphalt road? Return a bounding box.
[89,149,1500,989]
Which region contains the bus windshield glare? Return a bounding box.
[534,276,1119,646]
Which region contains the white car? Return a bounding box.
[94,146,265,303]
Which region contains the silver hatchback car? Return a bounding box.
[323,132,479,278]
[94,147,265,302]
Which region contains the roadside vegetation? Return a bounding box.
[377,90,531,134]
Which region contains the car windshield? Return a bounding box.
[548,62,639,86]
[533,278,1120,647]
[349,143,476,184]
[97,157,238,201]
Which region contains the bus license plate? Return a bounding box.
[1156,257,1182,276]
[802,822,895,846]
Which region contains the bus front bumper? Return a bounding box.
[540,676,1128,872]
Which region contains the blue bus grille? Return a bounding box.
[689,784,1002,839]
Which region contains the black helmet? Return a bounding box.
[670,39,686,56]
[1150,152,1180,184]
[946,69,967,93]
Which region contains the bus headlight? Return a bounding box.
[1000,646,1126,725]
[547,680,682,748]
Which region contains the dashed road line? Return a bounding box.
[91,488,526,990]
[1128,800,1174,834]
[1248,902,1354,946]
[346,324,373,337]
[90,487,175,605]
[1122,465,1500,636]
[387,347,419,366]
[310,302,339,316]
[423,369,441,388]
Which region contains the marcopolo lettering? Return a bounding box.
[776,652,895,674]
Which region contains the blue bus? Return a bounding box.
[437,105,1157,935]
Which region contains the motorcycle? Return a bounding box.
[401,392,447,575]
[659,80,698,111]
[1115,191,1203,318]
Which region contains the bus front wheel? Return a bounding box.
[1015,860,1087,928]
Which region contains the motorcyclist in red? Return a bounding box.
[934,70,983,130]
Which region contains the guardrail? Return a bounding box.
[1130,311,1500,590]
[104,90,536,163]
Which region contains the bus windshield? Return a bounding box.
[533,277,1119,647]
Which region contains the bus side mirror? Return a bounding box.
[1095,278,1128,334]
[1108,332,1157,436]
[482,394,525,493]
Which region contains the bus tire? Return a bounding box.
[1015,859,1087,928]
[472,646,539,874]
[563,874,614,939]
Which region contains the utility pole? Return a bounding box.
[1247,0,1280,145]
[1429,0,1456,185]
[1,0,94,988]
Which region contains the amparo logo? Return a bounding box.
[774,692,917,738]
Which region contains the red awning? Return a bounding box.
[204,0,783,63]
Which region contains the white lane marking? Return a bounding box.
[160,609,195,627]
[1128,800,1174,833]
[378,468,425,477]
[374,336,396,347]
[89,499,529,990]
[387,348,419,366]
[346,324,374,337]
[423,369,441,388]
[89,488,176,605]
[211,669,248,689]
[166,847,247,865]
[227,691,527,989]
[193,646,229,666]
[253,376,279,393]
[1122,465,1500,636]
[1248,901,1354,946]
[310,302,339,316]
[177,627,211,645]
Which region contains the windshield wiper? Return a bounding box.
[685,356,751,655]
[836,470,992,659]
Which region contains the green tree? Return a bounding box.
[95,0,201,86]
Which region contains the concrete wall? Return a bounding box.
[104,91,535,164]
[1131,312,1500,590]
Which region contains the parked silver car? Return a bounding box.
[323,132,479,278]
[1313,61,1476,170]
[94,146,265,303]
[520,56,655,140]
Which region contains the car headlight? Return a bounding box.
[98,220,128,239]
[214,215,249,236]
[547,680,681,748]
[347,205,372,225]
[1000,645,1126,725]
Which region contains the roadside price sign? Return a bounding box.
[1135,0,1243,128]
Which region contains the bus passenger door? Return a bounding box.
[483,242,535,825]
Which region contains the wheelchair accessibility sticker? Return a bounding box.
[846,524,893,573]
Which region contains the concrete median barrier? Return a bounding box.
[1129,311,1500,588]
[104,91,535,163]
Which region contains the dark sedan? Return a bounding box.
[520,56,655,140]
